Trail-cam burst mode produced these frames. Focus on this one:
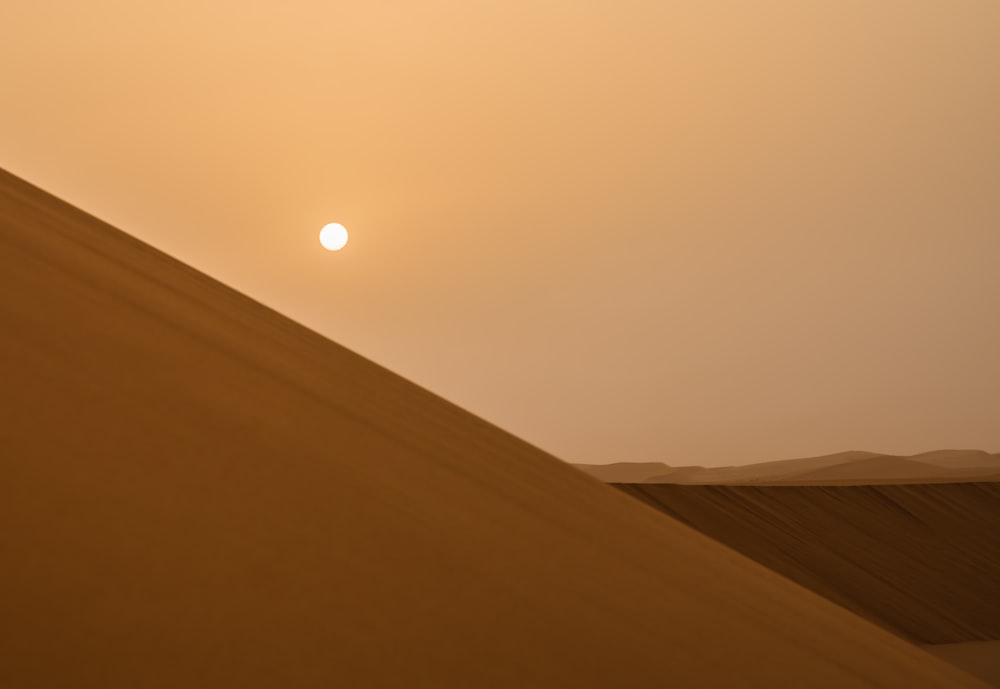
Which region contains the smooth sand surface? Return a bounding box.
[617,482,1000,643]
[925,641,1000,688]
[577,450,1000,484]
[1,168,991,688]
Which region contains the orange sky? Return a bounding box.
[3,1,999,466]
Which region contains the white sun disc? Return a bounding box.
[319,223,349,251]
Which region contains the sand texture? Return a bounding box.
[1,167,991,688]
[617,482,1000,643]
[925,641,1000,688]
[577,450,1000,484]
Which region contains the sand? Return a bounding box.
[604,455,1000,683]
[617,482,1000,644]
[577,449,1000,484]
[1,167,991,688]
[925,641,1000,688]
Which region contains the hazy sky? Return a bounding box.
[3,1,999,466]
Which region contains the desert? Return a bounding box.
[2,168,995,687]
[575,449,1000,485]
[578,451,1000,685]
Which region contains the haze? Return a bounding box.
[2,1,998,466]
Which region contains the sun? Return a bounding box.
[319,223,349,251]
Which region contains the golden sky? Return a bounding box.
[3,1,999,466]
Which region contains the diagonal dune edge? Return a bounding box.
[0,167,991,688]
[615,482,1000,644]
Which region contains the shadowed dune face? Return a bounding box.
[0,168,992,688]
[616,482,1000,644]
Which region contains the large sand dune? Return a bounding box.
[616,482,1000,644]
[1,168,989,687]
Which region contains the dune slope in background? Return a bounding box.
[617,482,1000,644]
[577,450,1000,484]
[0,168,990,688]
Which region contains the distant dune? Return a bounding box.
[617,482,1000,645]
[567,461,681,483]
[5,167,989,687]
[575,449,1000,484]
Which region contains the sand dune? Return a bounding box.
[1,167,990,687]
[773,455,998,484]
[925,641,1000,688]
[576,449,1000,484]
[912,450,1000,469]
[568,461,685,483]
[617,481,1000,644]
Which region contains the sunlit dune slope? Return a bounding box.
[617,481,1000,643]
[0,168,989,688]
